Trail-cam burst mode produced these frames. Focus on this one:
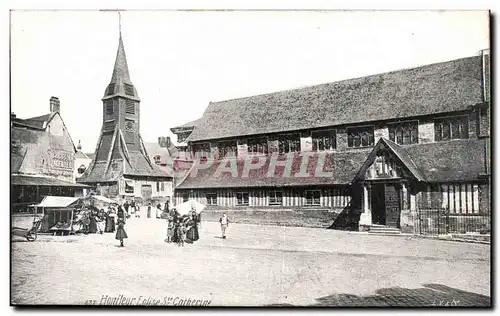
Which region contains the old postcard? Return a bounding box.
[10,10,491,307]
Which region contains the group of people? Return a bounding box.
[123,200,169,219]
[72,199,231,247]
[75,207,116,234]
[113,200,172,247]
[165,209,200,247]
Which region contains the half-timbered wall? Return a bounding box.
[417,183,488,214]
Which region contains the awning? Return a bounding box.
[90,195,116,204]
[12,175,90,188]
[33,196,81,208]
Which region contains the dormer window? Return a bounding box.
[124,84,134,96]
[154,155,161,164]
[77,165,87,174]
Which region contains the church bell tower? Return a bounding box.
[78,18,170,186]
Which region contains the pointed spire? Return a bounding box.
[110,12,130,83]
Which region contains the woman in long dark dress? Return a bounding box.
[115,206,128,247]
[185,211,200,243]
[88,210,98,233]
[104,210,115,233]
[171,210,179,243]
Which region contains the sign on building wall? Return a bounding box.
[48,149,73,171]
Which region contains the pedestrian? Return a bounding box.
[219,213,229,239]
[104,209,115,233]
[165,213,174,243]
[82,212,90,234]
[147,203,152,218]
[88,209,98,234]
[115,206,128,247]
[123,201,130,217]
[177,219,186,247]
[156,203,162,219]
[185,211,200,243]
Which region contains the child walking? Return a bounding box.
[115,207,128,247]
[177,220,186,247]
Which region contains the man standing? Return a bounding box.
[219,213,229,239]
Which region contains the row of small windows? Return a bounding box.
[191,115,472,157]
[202,190,321,206]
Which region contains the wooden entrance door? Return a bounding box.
[370,184,386,225]
[141,185,152,201]
[384,183,401,228]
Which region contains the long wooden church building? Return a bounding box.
[171,51,490,233]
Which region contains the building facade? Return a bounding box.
[11,97,88,212]
[171,52,491,233]
[77,30,173,203]
[74,140,92,180]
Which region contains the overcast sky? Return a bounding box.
[10,10,489,152]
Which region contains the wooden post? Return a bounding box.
[70,209,74,234]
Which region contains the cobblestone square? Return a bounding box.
[11,218,491,306]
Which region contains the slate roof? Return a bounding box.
[186,55,485,142]
[405,138,487,182]
[171,118,202,131]
[12,175,89,187]
[12,113,54,130]
[176,150,371,189]
[176,138,487,189]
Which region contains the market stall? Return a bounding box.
[33,196,83,235]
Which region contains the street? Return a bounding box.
[11,217,491,306]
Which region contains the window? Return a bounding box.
[247,137,268,155]
[125,100,135,114]
[156,182,160,192]
[182,193,189,202]
[236,192,249,206]
[105,100,114,115]
[388,121,418,145]
[124,83,134,96]
[77,165,87,174]
[312,130,336,151]
[305,190,321,206]
[269,191,283,205]
[161,182,165,192]
[347,126,374,148]
[278,134,300,154]
[192,143,211,159]
[206,193,217,205]
[107,84,115,95]
[124,182,134,194]
[218,140,237,158]
[154,155,161,164]
[434,116,469,141]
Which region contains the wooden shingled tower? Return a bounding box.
[78,20,171,186]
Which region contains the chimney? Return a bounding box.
[11,112,16,119]
[166,136,171,148]
[50,96,60,113]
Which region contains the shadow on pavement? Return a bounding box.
[267,284,491,307]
